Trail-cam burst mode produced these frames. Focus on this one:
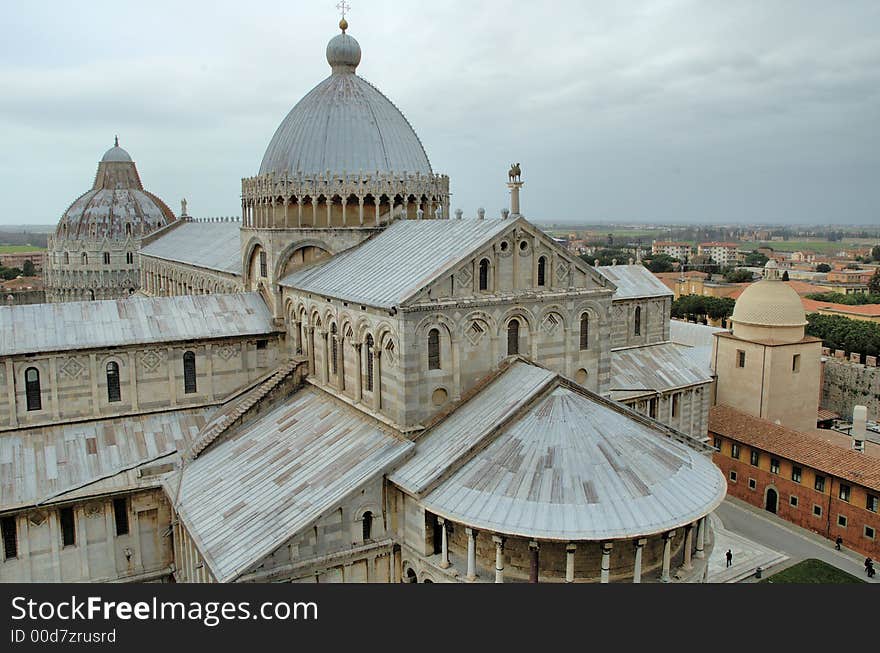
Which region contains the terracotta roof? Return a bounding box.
[728,280,818,300]
[653,271,707,280]
[709,405,880,491]
[817,408,839,422]
[802,298,880,318]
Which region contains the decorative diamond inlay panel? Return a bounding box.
[58,357,85,380]
[466,321,485,346]
[139,349,163,372]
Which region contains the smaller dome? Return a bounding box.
[101,136,132,163]
[327,32,361,72]
[732,278,806,329]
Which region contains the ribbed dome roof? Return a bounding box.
[258,24,432,178]
[100,136,133,162]
[57,140,175,240]
[732,273,807,328]
[101,146,132,162]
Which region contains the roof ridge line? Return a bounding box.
[412,361,559,498]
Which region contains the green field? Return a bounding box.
[760,559,866,584]
[0,245,45,253]
[745,241,869,254]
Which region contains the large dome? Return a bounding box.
[258,24,432,177]
[57,139,175,240]
[731,262,806,329]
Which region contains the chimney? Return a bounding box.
[852,405,867,453]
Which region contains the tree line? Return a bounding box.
[806,314,880,359]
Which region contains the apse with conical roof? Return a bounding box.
[46,139,176,302]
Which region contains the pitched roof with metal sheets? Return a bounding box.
[280,218,520,308]
[0,293,274,356]
[597,264,673,300]
[173,387,413,583]
[139,220,242,275]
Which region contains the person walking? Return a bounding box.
[868,561,875,579]
[866,558,873,574]
[725,549,733,568]
[835,536,843,551]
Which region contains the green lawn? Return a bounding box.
[0,245,45,253]
[745,241,865,254]
[760,559,866,584]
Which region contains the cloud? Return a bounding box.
[1,0,878,226]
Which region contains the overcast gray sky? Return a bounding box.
[2,0,879,226]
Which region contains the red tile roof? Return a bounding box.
[802,299,880,317]
[709,404,880,491]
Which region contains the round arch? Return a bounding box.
[273,239,333,282]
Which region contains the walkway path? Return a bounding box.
[707,513,788,583]
[714,497,878,583]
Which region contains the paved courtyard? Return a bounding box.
[711,497,879,584]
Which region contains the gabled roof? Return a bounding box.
[610,342,714,394]
[173,386,413,583]
[709,404,880,492]
[280,217,608,309]
[669,320,726,368]
[280,218,517,308]
[139,220,242,275]
[391,361,724,541]
[0,408,209,511]
[596,265,673,300]
[0,293,274,356]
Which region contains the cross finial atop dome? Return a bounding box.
[114,135,119,147]
[336,1,350,31]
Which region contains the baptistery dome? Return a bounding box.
[46,139,176,303]
[57,138,175,241]
[258,23,433,178]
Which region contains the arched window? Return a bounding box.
[330,324,338,375]
[538,256,547,287]
[25,367,41,411]
[183,351,197,394]
[106,362,121,403]
[87,289,95,301]
[102,252,110,265]
[428,329,441,370]
[362,511,373,541]
[81,252,88,265]
[63,252,69,265]
[479,259,489,291]
[126,252,133,265]
[259,251,267,278]
[125,223,132,237]
[634,306,642,336]
[365,334,374,392]
[507,319,520,356]
[579,314,590,350]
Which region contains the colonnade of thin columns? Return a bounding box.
[433,516,709,583]
[241,193,448,229]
